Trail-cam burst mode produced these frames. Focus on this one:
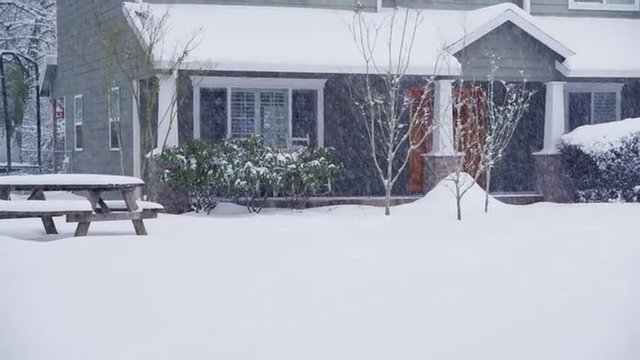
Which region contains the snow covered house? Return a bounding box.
[40,0,640,201]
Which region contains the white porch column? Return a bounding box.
[540,81,566,154]
[157,70,179,148]
[429,79,455,155]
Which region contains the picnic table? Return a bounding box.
[0,174,162,236]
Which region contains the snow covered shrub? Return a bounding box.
[160,138,343,213]
[560,118,640,202]
[223,137,282,213]
[279,147,342,209]
[159,141,230,213]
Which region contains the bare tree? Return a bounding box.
[440,82,486,221]
[350,8,439,216]
[481,60,535,212]
[92,2,205,197]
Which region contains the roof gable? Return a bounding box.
[446,7,575,60]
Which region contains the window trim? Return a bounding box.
[108,86,121,151]
[73,94,83,151]
[191,76,327,147]
[568,0,639,12]
[564,82,623,129]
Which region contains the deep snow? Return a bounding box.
[1,181,639,360]
[562,117,640,155]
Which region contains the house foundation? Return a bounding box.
[533,153,573,202]
[422,154,458,192]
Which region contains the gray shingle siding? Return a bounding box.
[455,23,564,82]
[53,0,146,176]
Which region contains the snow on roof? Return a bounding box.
[536,16,640,78]
[122,2,539,76]
[561,117,640,155]
[122,2,639,77]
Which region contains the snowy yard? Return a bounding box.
[1,184,639,360]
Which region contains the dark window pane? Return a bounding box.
[231,91,256,138]
[292,90,317,146]
[110,121,120,149]
[593,92,617,124]
[75,124,83,150]
[568,92,591,131]
[200,88,227,142]
[259,90,288,148]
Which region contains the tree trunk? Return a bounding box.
[484,168,492,213]
[384,183,391,216]
[455,182,462,221]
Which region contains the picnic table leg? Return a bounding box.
[28,189,58,235]
[74,221,91,237]
[122,189,146,236]
[132,219,147,236]
[87,190,110,213]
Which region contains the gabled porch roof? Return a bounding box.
[122,2,639,79]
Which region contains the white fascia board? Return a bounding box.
[447,10,575,60]
[158,59,463,77]
[555,60,570,77]
[191,76,328,90]
[556,60,640,78]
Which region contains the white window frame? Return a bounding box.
[73,94,83,151]
[568,0,639,11]
[191,76,327,147]
[564,82,623,128]
[108,87,121,151]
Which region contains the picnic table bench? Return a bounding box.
[0,174,163,237]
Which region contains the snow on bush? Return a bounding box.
[561,117,640,155]
[560,118,640,202]
[159,138,342,213]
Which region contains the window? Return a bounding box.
[565,83,623,131]
[228,89,289,147]
[73,95,83,151]
[193,77,326,148]
[109,87,121,150]
[569,0,639,11]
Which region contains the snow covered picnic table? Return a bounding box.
[0,174,162,237]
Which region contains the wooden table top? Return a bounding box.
[0,174,145,191]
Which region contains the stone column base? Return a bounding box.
[422,154,458,193]
[533,153,573,203]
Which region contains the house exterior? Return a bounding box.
[41,0,640,201]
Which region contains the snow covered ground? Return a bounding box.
[1,182,639,360]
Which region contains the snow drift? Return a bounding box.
[398,172,506,216]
